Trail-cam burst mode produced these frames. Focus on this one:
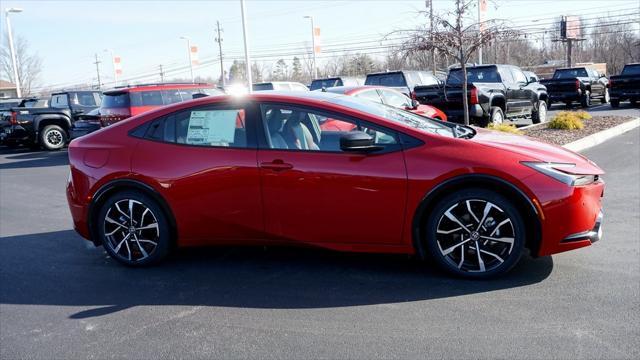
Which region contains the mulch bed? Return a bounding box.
[522,116,636,146]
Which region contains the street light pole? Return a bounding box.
[240,0,253,92]
[304,15,317,79]
[180,36,195,83]
[5,8,23,98]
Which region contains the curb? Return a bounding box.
[563,118,640,152]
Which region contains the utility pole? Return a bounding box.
[159,64,165,82]
[215,20,225,87]
[428,0,436,75]
[553,16,585,68]
[240,0,253,92]
[566,38,573,67]
[94,53,102,90]
[5,8,23,98]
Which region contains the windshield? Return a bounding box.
[553,68,588,79]
[448,67,501,84]
[330,96,455,138]
[310,79,342,91]
[621,65,640,76]
[365,73,406,87]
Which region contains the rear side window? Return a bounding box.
[143,108,248,148]
[102,93,130,108]
[131,91,163,106]
[310,79,342,90]
[365,73,406,87]
[253,83,274,91]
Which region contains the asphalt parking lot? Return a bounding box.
[1,127,639,359]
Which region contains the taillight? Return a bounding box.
[469,87,478,105]
[607,79,613,88]
[575,79,580,90]
[9,111,17,125]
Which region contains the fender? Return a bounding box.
[87,178,178,246]
[34,114,72,133]
[488,93,506,112]
[411,173,542,259]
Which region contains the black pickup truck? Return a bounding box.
[3,90,102,150]
[540,67,608,108]
[609,63,640,108]
[414,64,548,126]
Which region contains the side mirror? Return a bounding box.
[411,99,420,109]
[340,131,383,153]
[529,76,537,83]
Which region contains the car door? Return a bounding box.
[130,102,264,244]
[256,102,407,246]
[498,67,520,115]
[511,68,535,116]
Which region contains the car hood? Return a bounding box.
[470,128,604,175]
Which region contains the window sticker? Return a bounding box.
[186,110,239,146]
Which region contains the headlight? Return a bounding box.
[521,161,596,186]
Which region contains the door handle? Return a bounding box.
[260,159,293,171]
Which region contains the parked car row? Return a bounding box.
[2,62,637,151]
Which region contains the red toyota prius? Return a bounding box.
[66,91,604,278]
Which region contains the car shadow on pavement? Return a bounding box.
[0,230,553,319]
[0,149,68,169]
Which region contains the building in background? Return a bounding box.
[0,80,18,99]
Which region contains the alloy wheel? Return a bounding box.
[538,102,547,122]
[492,111,503,125]
[46,129,63,147]
[435,199,516,273]
[604,89,610,103]
[103,199,160,262]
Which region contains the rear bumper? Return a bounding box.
[444,105,485,124]
[70,122,101,140]
[549,91,582,103]
[2,125,33,144]
[610,90,640,101]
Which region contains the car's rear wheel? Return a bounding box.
[424,189,525,278]
[98,190,171,266]
[581,91,591,108]
[602,89,610,104]
[532,100,547,124]
[610,99,620,108]
[488,107,504,126]
[39,125,67,151]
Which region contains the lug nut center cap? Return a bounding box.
[470,231,480,241]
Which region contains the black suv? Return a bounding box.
[414,64,549,126]
[4,91,102,150]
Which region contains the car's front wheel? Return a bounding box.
[424,189,525,278]
[532,100,547,124]
[97,190,172,266]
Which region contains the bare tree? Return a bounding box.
[1,34,43,97]
[394,0,515,125]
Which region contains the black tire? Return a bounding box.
[423,188,526,279]
[580,91,591,108]
[564,101,573,108]
[39,125,67,151]
[481,106,504,127]
[531,100,547,124]
[631,99,638,107]
[97,190,172,267]
[602,89,610,104]
[610,99,620,108]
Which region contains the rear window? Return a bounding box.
[448,67,501,84]
[365,73,407,87]
[553,68,588,79]
[253,83,274,91]
[310,78,342,90]
[621,65,640,76]
[102,93,130,108]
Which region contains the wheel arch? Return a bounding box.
[411,174,542,259]
[36,115,72,132]
[490,95,506,112]
[87,179,178,247]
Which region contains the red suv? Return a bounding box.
[71,83,223,138]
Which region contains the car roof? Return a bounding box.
[51,90,100,95]
[324,85,388,94]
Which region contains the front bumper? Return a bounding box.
[562,210,603,244]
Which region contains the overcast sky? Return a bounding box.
[1,0,638,90]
